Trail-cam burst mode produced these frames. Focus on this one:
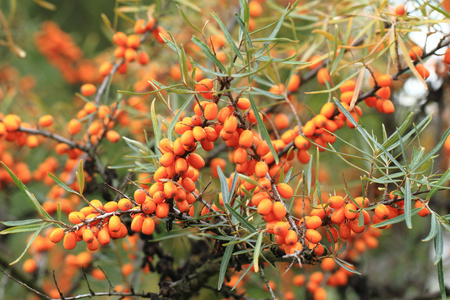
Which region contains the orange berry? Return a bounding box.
[274,114,289,130]
[272,202,287,219]
[134,19,147,34]
[376,87,391,99]
[249,0,262,17]
[415,201,430,217]
[156,202,169,218]
[376,74,392,87]
[305,216,322,229]
[195,79,214,99]
[67,119,81,135]
[320,103,335,119]
[99,61,113,76]
[3,114,21,131]
[317,68,330,85]
[256,141,270,157]
[321,257,336,271]
[223,116,238,134]
[142,199,156,214]
[330,207,345,224]
[138,51,150,65]
[131,215,145,232]
[293,274,306,286]
[409,46,423,60]
[257,199,273,215]
[113,32,127,47]
[109,215,122,232]
[81,84,96,97]
[344,203,358,220]
[339,80,355,93]
[23,258,37,273]
[126,34,140,49]
[106,130,120,143]
[285,229,298,246]
[104,201,118,213]
[118,198,132,211]
[239,130,253,148]
[98,228,111,245]
[193,126,206,141]
[305,229,322,243]
[445,48,450,64]
[63,231,77,250]
[276,183,293,199]
[339,223,351,239]
[274,221,289,236]
[142,217,155,235]
[134,189,147,204]
[49,227,65,243]
[204,102,218,120]
[287,74,301,92]
[187,153,205,169]
[255,161,268,178]
[395,4,406,15]
[82,229,95,243]
[415,64,430,79]
[237,97,251,110]
[38,115,53,127]
[329,196,345,208]
[124,48,137,62]
[383,100,395,114]
[313,287,327,300]
[375,203,389,220]
[68,211,85,224]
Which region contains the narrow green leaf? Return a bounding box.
[232,261,253,290]
[228,170,240,203]
[332,257,361,275]
[222,231,259,246]
[217,167,230,205]
[427,169,450,200]
[435,225,444,265]
[57,203,62,222]
[218,244,234,290]
[151,99,161,156]
[1,162,53,220]
[423,214,439,242]
[225,203,256,232]
[0,219,42,227]
[10,223,46,265]
[168,96,193,141]
[383,112,413,149]
[1,223,51,235]
[437,257,447,300]
[211,12,243,62]
[235,14,253,48]
[177,5,202,33]
[253,232,264,272]
[404,178,412,229]
[427,2,450,18]
[192,36,226,72]
[397,35,427,89]
[414,128,450,172]
[48,173,80,195]
[239,0,249,24]
[248,93,279,164]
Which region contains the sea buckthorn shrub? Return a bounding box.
[1,1,450,300]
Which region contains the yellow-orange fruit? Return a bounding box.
[175,158,189,175]
[23,258,37,273]
[256,141,270,157]
[81,84,96,97]
[284,230,298,246]
[109,215,122,232]
[317,68,330,85]
[104,201,118,213]
[305,229,322,243]
[164,181,177,199]
[68,211,85,224]
[272,202,287,219]
[113,32,127,46]
[134,189,147,204]
[339,80,355,93]
[330,207,345,224]
[305,216,322,229]
[338,223,352,239]
[320,102,335,119]
[138,51,150,65]
[329,196,345,208]
[187,153,205,169]
[321,257,336,271]
[82,229,95,243]
[415,201,430,217]
[313,287,327,300]
[195,78,214,99]
[193,126,206,141]
[287,74,301,92]
[274,221,289,236]
[395,4,406,15]
[124,48,137,62]
[160,153,175,167]
[223,116,238,134]
[49,228,65,243]
[276,183,293,199]
[344,203,358,220]
[142,217,155,235]
[98,228,111,245]
[63,231,77,250]
[409,46,423,60]
[155,202,169,218]
[131,215,145,232]
[415,64,430,79]
[127,34,140,49]
[375,203,389,220]
[376,74,392,87]
[274,114,289,130]
[106,130,120,143]
[257,199,272,215]
[239,130,253,148]
[293,274,306,286]
[255,161,268,178]
[38,115,53,127]
[376,87,391,100]
[237,97,251,110]
[142,199,156,214]
[204,102,218,120]
[68,119,81,135]
[118,198,132,211]
[445,48,450,64]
